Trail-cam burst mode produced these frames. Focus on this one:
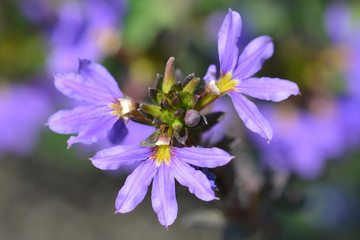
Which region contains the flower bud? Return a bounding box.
[139,103,162,119]
[185,109,201,127]
[172,119,183,133]
[162,57,176,93]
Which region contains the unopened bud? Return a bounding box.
[174,109,185,118]
[155,74,164,91]
[185,109,201,127]
[172,119,183,133]
[162,57,176,93]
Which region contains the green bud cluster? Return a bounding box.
[126,57,223,146]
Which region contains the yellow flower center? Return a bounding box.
[216,73,239,94]
[109,97,136,119]
[151,145,172,167]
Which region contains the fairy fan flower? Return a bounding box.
[0,84,52,157]
[90,139,234,227]
[47,0,126,73]
[47,59,137,148]
[205,10,299,140]
[250,104,343,179]
[325,2,360,103]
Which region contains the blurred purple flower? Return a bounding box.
[205,10,299,141]
[336,98,360,150]
[324,2,354,44]
[252,104,343,179]
[47,0,126,73]
[90,144,233,227]
[0,84,52,157]
[325,2,360,102]
[324,2,360,150]
[47,59,142,148]
[19,0,54,25]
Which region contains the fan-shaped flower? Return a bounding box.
[90,141,233,227]
[205,10,300,140]
[47,59,141,148]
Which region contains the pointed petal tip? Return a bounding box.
[66,137,77,149]
[229,92,273,140]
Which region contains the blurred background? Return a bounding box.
[1,0,360,239]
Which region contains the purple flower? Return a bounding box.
[19,0,54,25]
[251,103,343,179]
[324,2,360,149]
[47,0,126,73]
[47,59,139,148]
[90,143,234,227]
[0,84,52,157]
[324,2,355,45]
[325,2,360,103]
[205,10,299,140]
[336,98,360,150]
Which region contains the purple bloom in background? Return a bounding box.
[19,0,54,25]
[47,59,142,148]
[336,98,360,150]
[325,2,360,103]
[90,142,233,227]
[205,10,299,141]
[324,2,354,44]
[251,104,343,179]
[47,0,126,73]
[0,85,52,157]
[324,2,360,149]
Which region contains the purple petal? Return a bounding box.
[108,119,129,144]
[67,114,117,147]
[47,105,111,134]
[120,120,155,145]
[218,10,242,75]
[203,64,217,82]
[151,163,178,228]
[233,36,274,80]
[115,160,157,213]
[78,59,123,99]
[90,145,151,170]
[54,72,116,104]
[229,91,273,140]
[171,157,216,201]
[173,147,233,168]
[237,77,300,102]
